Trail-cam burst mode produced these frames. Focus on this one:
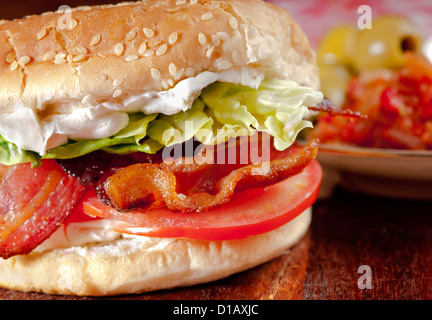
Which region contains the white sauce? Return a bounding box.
[34,218,174,253]
[34,219,122,253]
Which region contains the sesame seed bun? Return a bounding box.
[0,0,319,114]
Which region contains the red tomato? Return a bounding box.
[65,201,101,224]
[82,160,321,241]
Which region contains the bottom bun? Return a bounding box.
[0,208,312,296]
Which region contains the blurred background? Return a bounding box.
[269,0,432,48]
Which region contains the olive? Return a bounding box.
[352,15,423,72]
[317,25,358,67]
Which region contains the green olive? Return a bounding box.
[317,25,358,67]
[352,15,423,72]
[318,63,351,107]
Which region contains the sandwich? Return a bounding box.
[0,0,324,296]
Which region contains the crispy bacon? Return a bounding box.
[103,139,318,213]
[309,97,367,119]
[0,160,87,259]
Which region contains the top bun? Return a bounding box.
[0,0,318,114]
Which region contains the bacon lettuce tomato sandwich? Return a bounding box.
[0,0,324,296]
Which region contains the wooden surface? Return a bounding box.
[1,186,432,300]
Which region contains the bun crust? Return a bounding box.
[0,0,318,114]
[0,208,311,296]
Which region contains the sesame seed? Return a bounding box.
[151,68,161,80]
[190,0,197,4]
[17,56,30,67]
[143,28,155,37]
[69,18,78,29]
[168,78,174,87]
[76,45,88,55]
[174,68,184,80]
[162,79,169,89]
[113,89,123,98]
[168,32,178,45]
[138,42,147,55]
[37,29,47,40]
[95,73,108,82]
[113,77,124,87]
[72,54,85,62]
[229,17,238,29]
[125,30,137,41]
[232,51,241,64]
[185,67,194,77]
[216,32,229,41]
[201,13,213,21]
[176,0,186,4]
[218,61,232,70]
[198,33,207,45]
[169,62,177,76]
[90,34,101,46]
[156,43,168,56]
[55,52,67,60]
[6,52,16,63]
[167,7,180,13]
[115,43,125,56]
[10,61,18,70]
[206,46,215,58]
[143,49,155,57]
[67,54,73,63]
[42,50,56,61]
[212,34,220,46]
[125,55,138,62]
[54,58,66,64]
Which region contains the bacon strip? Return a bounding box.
[103,139,318,213]
[0,160,87,259]
[309,97,367,119]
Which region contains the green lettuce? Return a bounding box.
[0,136,41,167]
[199,79,321,150]
[0,79,322,166]
[43,113,159,159]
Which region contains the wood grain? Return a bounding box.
[1,187,432,300]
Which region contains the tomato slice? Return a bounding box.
[82,159,321,241]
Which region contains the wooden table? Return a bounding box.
[1,186,431,300]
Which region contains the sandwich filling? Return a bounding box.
[0,68,322,166]
[0,72,326,259]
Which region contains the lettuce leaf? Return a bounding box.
[0,79,322,166]
[0,136,41,167]
[146,79,322,150]
[43,113,159,159]
[199,79,322,150]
